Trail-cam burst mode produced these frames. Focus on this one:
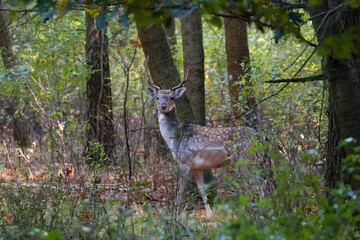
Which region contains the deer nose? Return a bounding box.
[161,104,167,109]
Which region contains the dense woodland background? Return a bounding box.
[0,0,359,239]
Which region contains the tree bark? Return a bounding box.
[163,17,177,54]
[137,23,194,122]
[138,16,217,204]
[0,11,16,69]
[85,12,115,160]
[180,12,217,202]
[327,56,360,190]
[181,13,205,126]
[224,17,257,126]
[308,2,360,192]
[325,96,347,198]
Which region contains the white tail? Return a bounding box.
[145,57,269,217]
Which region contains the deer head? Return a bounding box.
[144,56,189,114]
[146,88,186,113]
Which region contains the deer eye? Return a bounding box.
[156,97,159,100]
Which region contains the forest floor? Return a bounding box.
[0,156,212,217]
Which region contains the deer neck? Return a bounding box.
[158,108,182,154]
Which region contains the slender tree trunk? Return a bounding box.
[137,22,194,121]
[181,12,217,202]
[0,10,30,150]
[85,12,115,160]
[0,11,15,69]
[224,17,257,127]
[181,13,205,126]
[308,2,360,192]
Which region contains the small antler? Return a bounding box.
[172,65,190,90]
[144,56,160,91]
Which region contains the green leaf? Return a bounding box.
[227,219,241,231]
[170,9,182,17]
[96,12,107,29]
[322,33,354,59]
[288,12,303,25]
[185,2,199,16]
[248,146,256,154]
[274,27,283,43]
[45,230,65,240]
[119,15,130,27]
[125,209,135,216]
[209,15,222,28]
[85,7,100,18]
[238,195,248,206]
[43,9,56,22]
[308,0,321,6]
[135,181,151,187]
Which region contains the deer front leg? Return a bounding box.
[191,169,212,217]
[176,166,189,216]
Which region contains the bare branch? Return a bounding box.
[0,8,35,13]
[265,74,325,83]
[256,43,319,106]
[212,12,274,29]
[270,0,306,10]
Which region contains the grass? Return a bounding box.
[0,136,359,239]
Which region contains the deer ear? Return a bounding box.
[174,87,186,99]
[145,86,158,99]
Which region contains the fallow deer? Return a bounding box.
[144,58,269,217]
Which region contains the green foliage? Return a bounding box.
[0,0,358,239]
[0,180,140,239]
[5,0,300,41]
[318,27,360,59]
[85,140,109,167]
[1,151,359,239]
[5,0,359,60]
[210,153,359,240]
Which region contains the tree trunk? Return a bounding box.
[308,2,360,192]
[163,17,177,54]
[0,11,16,69]
[327,56,360,190]
[85,12,115,160]
[325,95,347,199]
[181,13,205,126]
[224,17,257,126]
[138,17,218,205]
[181,12,217,202]
[0,10,30,150]
[137,23,194,122]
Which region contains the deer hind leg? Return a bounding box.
[191,169,212,217]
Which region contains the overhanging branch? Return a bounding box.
[0,8,35,13]
[265,74,326,83]
[271,0,306,10]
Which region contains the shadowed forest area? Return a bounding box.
[0,0,360,239]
